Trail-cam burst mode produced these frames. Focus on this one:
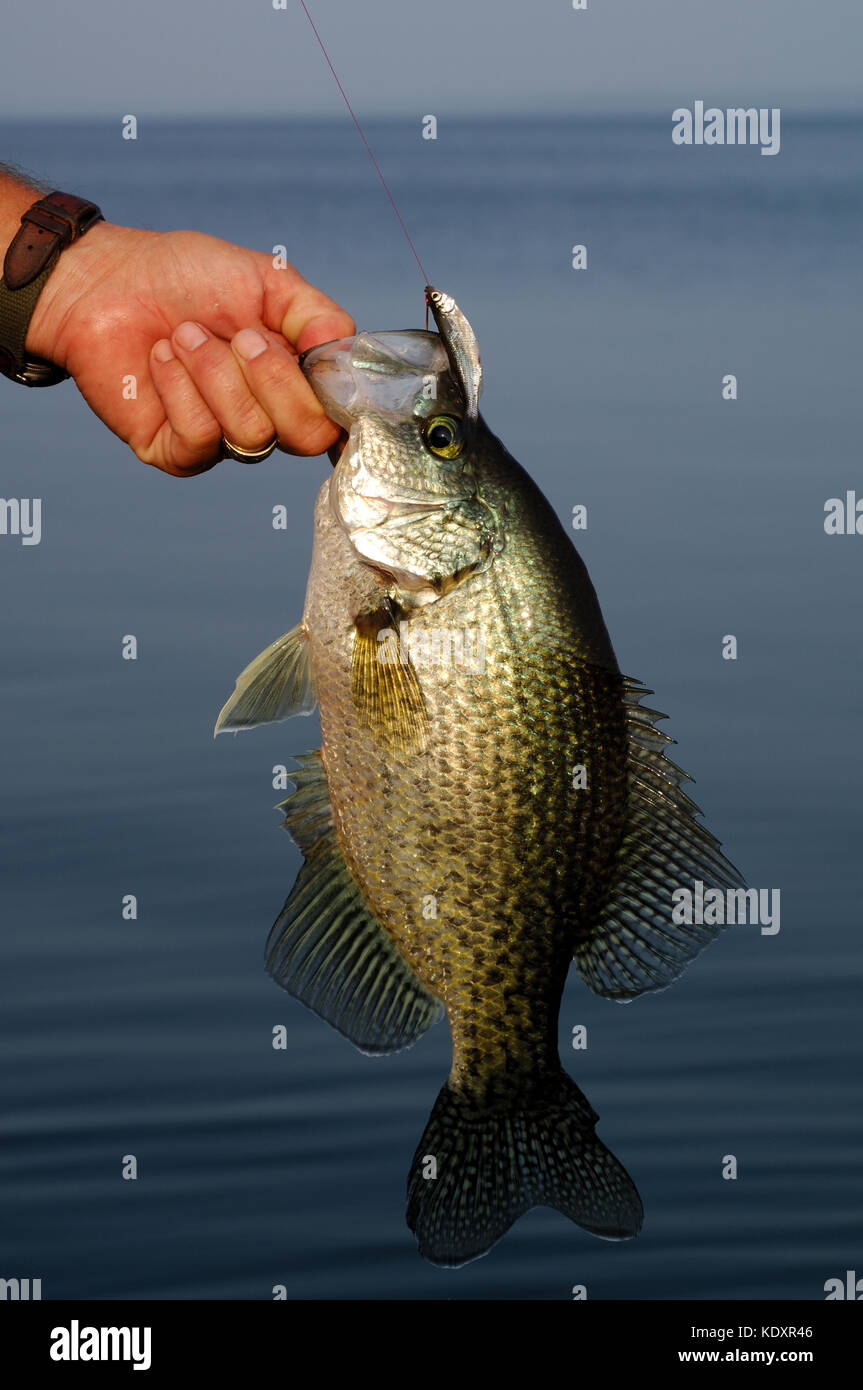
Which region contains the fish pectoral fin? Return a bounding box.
[214,622,316,735]
[350,604,429,754]
[573,677,747,1001]
[407,1072,642,1268]
[267,750,444,1055]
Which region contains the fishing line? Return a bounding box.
[296,0,431,290]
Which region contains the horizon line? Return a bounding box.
[1,104,862,123]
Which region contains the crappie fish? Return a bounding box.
[215,288,744,1266]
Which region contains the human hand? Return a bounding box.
[25,221,354,476]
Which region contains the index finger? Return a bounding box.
[230,326,345,457]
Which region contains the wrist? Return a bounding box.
[25,219,133,367]
[0,188,109,383]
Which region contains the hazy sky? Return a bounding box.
[2,0,859,117]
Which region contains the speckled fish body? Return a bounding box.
[216,290,743,1265]
[302,419,624,1096]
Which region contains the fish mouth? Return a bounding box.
[300,329,463,431]
[303,289,482,463]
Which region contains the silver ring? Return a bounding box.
[221,434,278,464]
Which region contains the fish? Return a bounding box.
[215,287,745,1267]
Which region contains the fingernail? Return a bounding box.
[233,329,268,362]
[153,338,175,364]
[175,321,208,351]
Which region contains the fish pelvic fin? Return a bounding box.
[268,751,444,1055]
[351,605,429,754]
[214,622,316,735]
[406,1072,642,1267]
[573,677,746,1000]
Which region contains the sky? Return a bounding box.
[0,0,860,119]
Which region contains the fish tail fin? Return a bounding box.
[406,1072,642,1267]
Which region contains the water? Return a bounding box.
[0,116,861,1300]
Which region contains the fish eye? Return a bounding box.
[423,415,464,459]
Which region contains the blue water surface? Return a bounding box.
[0,115,861,1300]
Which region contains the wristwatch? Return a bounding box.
[0,190,104,386]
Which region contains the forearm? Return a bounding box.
[0,162,87,364]
[0,163,48,255]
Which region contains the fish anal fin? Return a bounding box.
[268,750,443,1054]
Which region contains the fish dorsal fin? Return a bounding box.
[267,751,444,1054]
[214,623,316,734]
[572,679,746,1001]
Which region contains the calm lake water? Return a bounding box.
[0,115,861,1300]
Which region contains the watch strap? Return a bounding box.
[0,191,104,387]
